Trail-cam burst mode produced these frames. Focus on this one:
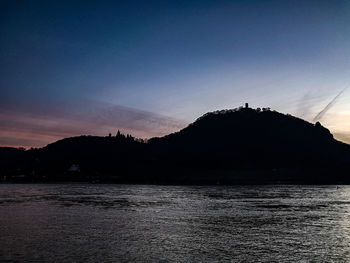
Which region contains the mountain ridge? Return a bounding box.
[1,106,350,184]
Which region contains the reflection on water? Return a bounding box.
[0,184,349,262]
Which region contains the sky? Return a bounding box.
[1,0,350,148]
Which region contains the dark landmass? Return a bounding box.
[1,105,350,184]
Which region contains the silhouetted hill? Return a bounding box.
[150,107,348,165]
[0,147,27,177]
[1,106,350,184]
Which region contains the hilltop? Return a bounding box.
[1,105,350,184]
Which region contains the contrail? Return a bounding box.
[313,89,346,122]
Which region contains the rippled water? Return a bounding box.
[0,184,350,262]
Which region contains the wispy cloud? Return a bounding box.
[0,100,187,148]
[295,92,313,119]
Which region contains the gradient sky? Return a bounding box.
[1,0,350,148]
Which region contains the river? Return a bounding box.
[0,184,349,262]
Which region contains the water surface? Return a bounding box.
[0,184,349,262]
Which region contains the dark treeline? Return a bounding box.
[1,105,350,184]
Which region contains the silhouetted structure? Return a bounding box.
[1,106,350,184]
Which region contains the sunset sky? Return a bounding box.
[1,0,350,148]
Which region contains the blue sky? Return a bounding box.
[1,0,350,147]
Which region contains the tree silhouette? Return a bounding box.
[1,106,350,184]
